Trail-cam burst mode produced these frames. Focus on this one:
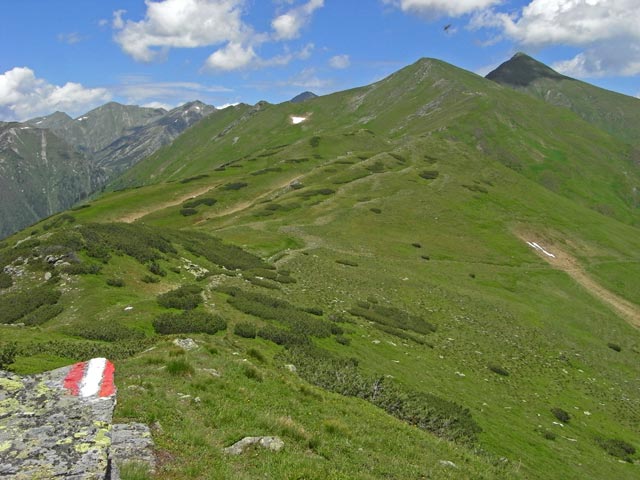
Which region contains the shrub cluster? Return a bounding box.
[69,321,145,342]
[43,214,76,231]
[157,284,203,310]
[106,278,125,287]
[310,136,320,148]
[607,342,622,352]
[21,304,64,326]
[183,197,217,209]
[180,174,209,184]
[180,208,198,216]
[488,364,510,376]
[251,167,282,176]
[222,182,248,191]
[222,288,332,338]
[551,407,571,423]
[0,271,12,289]
[349,301,436,336]
[60,262,102,275]
[0,285,61,325]
[596,437,636,462]
[234,321,258,338]
[297,188,335,199]
[335,259,358,267]
[17,338,157,362]
[0,342,18,369]
[285,346,481,444]
[170,230,268,271]
[419,170,439,180]
[153,310,227,335]
[81,223,176,264]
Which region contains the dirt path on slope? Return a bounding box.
[518,234,640,329]
[119,184,218,223]
[194,175,304,225]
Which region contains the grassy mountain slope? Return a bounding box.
[1,58,639,479]
[0,122,104,238]
[487,53,640,147]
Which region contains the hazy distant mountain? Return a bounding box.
[0,122,104,238]
[28,102,167,155]
[487,53,640,146]
[94,101,216,176]
[0,101,216,239]
[290,91,318,103]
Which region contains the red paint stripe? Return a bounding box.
[63,362,86,396]
[98,360,116,397]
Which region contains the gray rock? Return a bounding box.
[223,436,285,455]
[172,338,198,351]
[0,359,116,479]
[109,423,155,476]
[439,460,458,468]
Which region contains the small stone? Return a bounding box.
[173,338,198,351]
[284,364,297,372]
[202,368,221,377]
[223,436,284,455]
[44,272,52,281]
[439,460,458,468]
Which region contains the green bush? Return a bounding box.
[148,262,166,277]
[297,188,335,199]
[551,407,570,423]
[153,310,227,335]
[411,243,422,248]
[349,302,435,336]
[43,214,76,231]
[17,338,156,362]
[258,325,311,346]
[285,346,480,444]
[180,208,198,216]
[180,174,209,184]
[60,263,102,275]
[70,321,145,342]
[242,364,263,382]
[336,259,358,267]
[22,304,64,326]
[335,335,351,346]
[310,136,320,148]
[0,285,61,325]
[0,342,18,369]
[607,342,622,352]
[106,278,125,287]
[370,208,382,214]
[247,348,266,363]
[157,285,203,310]
[488,364,509,376]
[0,271,12,289]
[222,182,248,191]
[141,275,160,284]
[596,437,636,462]
[419,170,439,180]
[183,197,217,208]
[234,322,257,338]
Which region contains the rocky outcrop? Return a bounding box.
[223,436,284,455]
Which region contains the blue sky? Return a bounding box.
[1,0,638,120]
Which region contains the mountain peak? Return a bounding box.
[486,52,570,86]
[290,91,318,103]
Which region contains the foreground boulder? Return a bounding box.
[0,359,117,479]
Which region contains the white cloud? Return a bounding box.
[472,0,640,77]
[113,0,248,62]
[0,67,110,121]
[204,42,314,71]
[329,54,350,69]
[288,67,332,90]
[115,78,232,106]
[272,0,324,40]
[384,0,500,17]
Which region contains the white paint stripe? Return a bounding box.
[80,358,106,397]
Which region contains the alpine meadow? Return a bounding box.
[1,18,640,480]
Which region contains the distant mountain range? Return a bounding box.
[0,101,215,238]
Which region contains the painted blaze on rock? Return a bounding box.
[0,358,117,479]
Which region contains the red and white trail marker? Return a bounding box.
[63,358,115,398]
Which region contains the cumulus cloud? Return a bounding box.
[204,42,314,71]
[384,0,500,17]
[272,0,324,40]
[113,0,248,62]
[472,0,640,77]
[0,67,110,121]
[329,54,350,69]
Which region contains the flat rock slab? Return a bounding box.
[0,358,116,479]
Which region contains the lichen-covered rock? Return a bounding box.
[0,359,116,479]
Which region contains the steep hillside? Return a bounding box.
[2,57,639,479]
[487,53,640,146]
[0,122,104,238]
